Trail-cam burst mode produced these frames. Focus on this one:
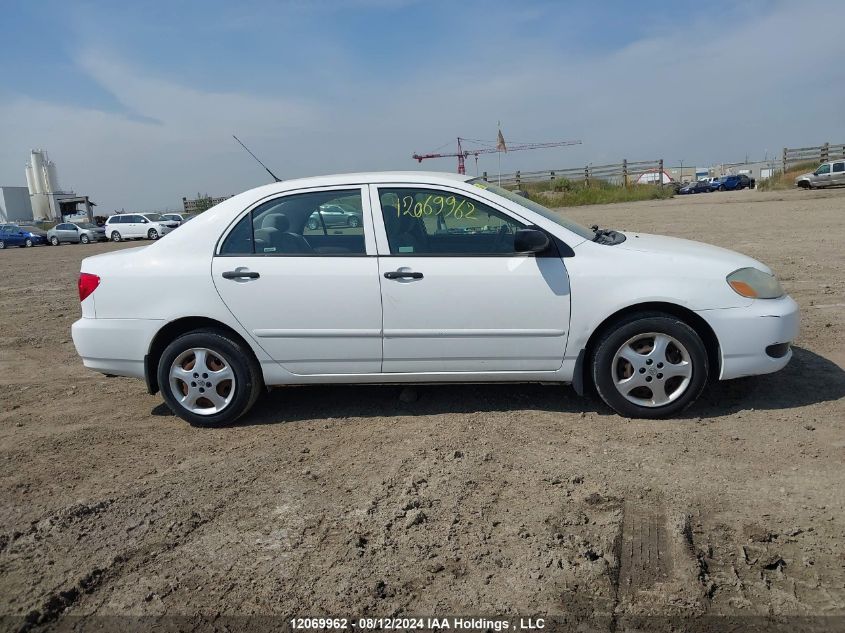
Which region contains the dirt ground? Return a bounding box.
[1,188,844,632]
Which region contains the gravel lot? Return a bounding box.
[1,188,844,631]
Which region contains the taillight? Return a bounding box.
[78,273,100,302]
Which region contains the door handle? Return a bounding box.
[384,270,423,280]
[222,270,260,279]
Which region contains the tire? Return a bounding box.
[347,215,361,228]
[157,329,263,427]
[25,238,33,247]
[148,228,159,240]
[50,236,60,246]
[0,240,5,250]
[80,234,90,244]
[307,218,319,230]
[111,231,122,242]
[718,185,726,191]
[591,313,709,419]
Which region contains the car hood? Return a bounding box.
[616,232,770,273]
[795,172,814,181]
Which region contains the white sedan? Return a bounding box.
[71,172,798,425]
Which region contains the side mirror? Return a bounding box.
[514,228,550,254]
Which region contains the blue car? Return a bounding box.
[0,223,49,249]
[710,174,754,192]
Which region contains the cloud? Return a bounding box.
[0,0,843,210]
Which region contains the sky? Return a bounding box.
[1,0,843,211]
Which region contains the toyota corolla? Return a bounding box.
[71,172,798,425]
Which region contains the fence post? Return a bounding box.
[658,159,664,188]
[821,142,830,163]
[622,159,628,188]
[516,171,521,188]
[550,171,555,181]
[782,148,787,173]
[482,171,488,182]
[584,165,589,185]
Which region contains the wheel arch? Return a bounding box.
[577,301,721,394]
[144,316,260,394]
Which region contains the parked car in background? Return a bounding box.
[709,175,754,192]
[306,203,364,230]
[679,180,711,194]
[47,222,108,245]
[0,223,49,249]
[104,213,178,241]
[72,171,798,426]
[795,160,845,189]
[161,213,197,226]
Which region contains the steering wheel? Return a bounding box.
[491,224,513,252]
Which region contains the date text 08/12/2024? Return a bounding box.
[289,617,546,630]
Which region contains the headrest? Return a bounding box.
[263,214,290,232]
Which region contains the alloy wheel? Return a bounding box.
[611,332,692,407]
[169,347,236,415]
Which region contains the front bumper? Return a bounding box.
[72,317,165,379]
[697,295,800,380]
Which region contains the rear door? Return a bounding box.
[371,183,571,373]
[212,186,383,375]
[832,161,845,185]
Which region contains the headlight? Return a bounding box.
[726,267,784,299]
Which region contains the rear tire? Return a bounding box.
[0,240,5,249]
[347,215,361,228]
[111,231,122,242]
[591,313,709,419]
[157,329,263,427]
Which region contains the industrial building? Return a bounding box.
[182,193,232,213]
[0,186,33,223]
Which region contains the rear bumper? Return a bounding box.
[697,295,800,380]
[71,317,165,379]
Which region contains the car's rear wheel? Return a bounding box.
[718,185,726,191]
[157,329,262,427]
[0,240,5,249]
[347,215,360,228]
[148,228,159,240]
[591,313,709,419]
[50,236,59,246]
[307,218,319,230]
[111,231,121,242]
[80,234,90,244]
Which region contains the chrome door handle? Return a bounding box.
[222,270,260,279]
[384,271,423,280]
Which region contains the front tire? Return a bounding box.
[111,231,122,242]
[347,215,361,228]
[591,313,709,419]
[80,234,90,244]
[148,228,159,240]
[157,329,262,427]
[25,238,33,247]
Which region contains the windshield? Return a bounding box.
[467,179,595,241]
[143,213,163,222]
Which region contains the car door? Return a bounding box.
[212,186,383,375]
[64,224,80,242]
[813,163,832,187]
[832,161,845,185]
[371,184,571,373]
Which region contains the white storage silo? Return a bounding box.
[29,150,45,194]
[46,161,60,193]
[25,164,37,195]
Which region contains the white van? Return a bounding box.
[104,213,178,241]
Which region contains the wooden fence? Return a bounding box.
[782,142,845,171]
[481,159,665,188]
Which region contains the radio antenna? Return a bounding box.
[232,135,281,182]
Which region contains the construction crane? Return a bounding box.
[412,137,582,175]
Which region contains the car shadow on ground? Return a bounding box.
[151,346,844,426]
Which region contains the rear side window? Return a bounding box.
[218,189,365,256]
[833,162,844,173]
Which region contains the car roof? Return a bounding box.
[241,171,473,197]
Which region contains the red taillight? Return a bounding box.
[78,273,100,302]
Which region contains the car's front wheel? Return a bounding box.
[157,329,263,427]
[148,228,159,240]
[80,234,90,244]
[347,215,361,228]
[591,313,709,419]
[111,231,122,242]
[24,238,33,247]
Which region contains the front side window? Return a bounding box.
[219,189,365,256]
[815,164,830,175]
[378,188,525,255]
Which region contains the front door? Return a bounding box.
[372,185,571,373]
[211,186,383,375]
